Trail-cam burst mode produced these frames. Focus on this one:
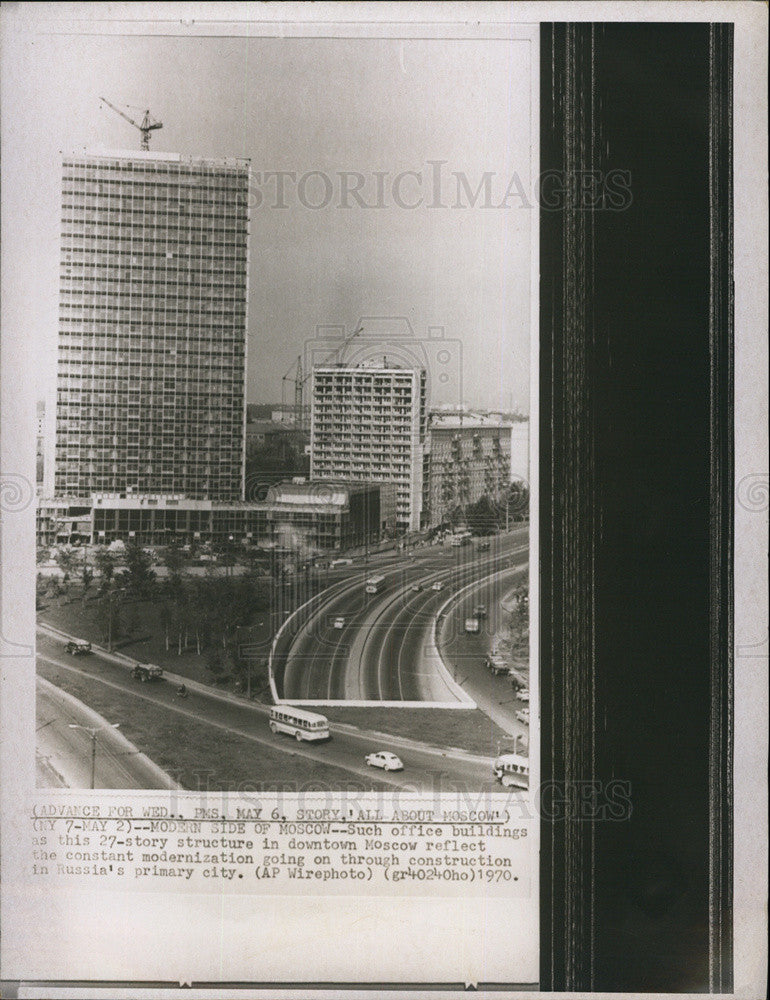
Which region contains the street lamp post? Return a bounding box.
[105,586,125,653]
[68,723,120,789]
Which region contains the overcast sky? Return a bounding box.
[3,21,533,414]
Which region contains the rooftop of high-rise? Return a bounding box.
[62,147,250,168]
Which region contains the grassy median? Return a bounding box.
[299,705,508,758]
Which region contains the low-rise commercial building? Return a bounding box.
[37,479,395,553]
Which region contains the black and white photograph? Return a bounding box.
[1,2,767,996]
[21,20,535,796]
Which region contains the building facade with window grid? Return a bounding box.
[309,364,426,532]
[424,414,512,527]
[55,149,249,501]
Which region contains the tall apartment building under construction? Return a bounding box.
[310,363,426,532]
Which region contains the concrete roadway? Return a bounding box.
[360,540,530,704]
[438,568,531,740]
[281,528,529,702]
[37,633,498,792]
[36,676,174,789]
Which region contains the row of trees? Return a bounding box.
[39,540,274,690]
[460,482,530,536]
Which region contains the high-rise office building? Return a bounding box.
[55,149,250,500]
[310,363,426,532]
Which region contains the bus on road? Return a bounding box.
[269,706,331,742]
[365,574,386,595]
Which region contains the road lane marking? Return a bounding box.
[281,535,528,703]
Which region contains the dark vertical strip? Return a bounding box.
[539,22,599,992]
[707,22,734,995]
[540,22,734,992]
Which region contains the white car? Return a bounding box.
[431,581,445,591]
[515,708,530,725]
[517,689,530,703]
[365,751,404,772]
[333,616,346,629]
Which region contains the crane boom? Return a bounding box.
[302,326,364,385]
[100,97,163,151]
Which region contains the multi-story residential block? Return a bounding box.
[54,149,250,501]
[424,412,512,527]
[310,363,426,532]
[509,419,530,484]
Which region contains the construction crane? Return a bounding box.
[282,326,364,429]
[100,97,163,151]
[281,356,304,422]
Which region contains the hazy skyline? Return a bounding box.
[4,24,533,415]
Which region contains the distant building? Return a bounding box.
[509,419,530,485]
[54,149,250,501]
[310,363,426,532]
[246,420,307,452]
[270,404,298,424]
[266,479,397,551]
[424,412,512,526]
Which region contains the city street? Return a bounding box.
[37,632,501,792]
[437,567,530,739]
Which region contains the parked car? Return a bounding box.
[365,750,404,772]
[132,663,164,682]
[64,639,92,656]
[464,617,480,634]
[515,707,530,725]
[517,689,530,703]
[333,616,346,629]
[473,604,487,619]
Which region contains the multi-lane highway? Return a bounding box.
[37,632,499,792]
[278,528,529,702]
[37,526,529,790]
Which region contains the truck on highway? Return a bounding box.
[485,653,510,675]
[132,662,164,683]
[365,574,386,595]
[64,639,92,656]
